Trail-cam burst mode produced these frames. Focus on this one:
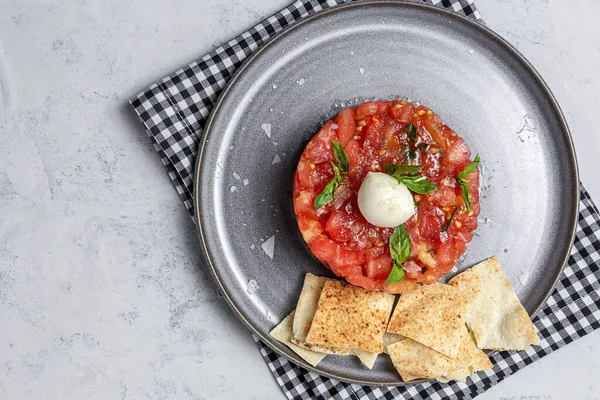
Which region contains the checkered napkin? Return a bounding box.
[130,0,600,398]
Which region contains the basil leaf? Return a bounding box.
[313,177,339,210]
[384,163,422,176]
[331,140,349,175]
[385,262,405,284]
[313,162,343,210]
[393,175,439,194]
[406,123,417,143]
[408,148,417,160]
[456,154,480,213]
[457,154,481,180]
[458,180,471,213]
[389,225,411,265]
[444,206,459,232]
[417,143,429,151]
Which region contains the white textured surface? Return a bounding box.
[0,1,598,399]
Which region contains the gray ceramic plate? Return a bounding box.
[194,1,578,386]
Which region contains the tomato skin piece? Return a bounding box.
[335,108,356,146]
[294,100,480,293]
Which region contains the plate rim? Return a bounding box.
[193,0,580,386]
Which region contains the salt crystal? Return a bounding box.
[261,123,272,138]
[242,223,247,226]
[232,172,241,180]
[250,244,255,250]
[272,154,281,164]
[261,235,275,259]
[350,50,355,55]
[359,68,364,74]
[243,179,249,186]
[518,272,529,285]
[272,84,278,89]
[247,279,259,295]
[229,145,234,150]
[273,142,278,146]
[297,78,306,86]
[230,186,237,192]
[269,108,273,112]
[468,49,474,54]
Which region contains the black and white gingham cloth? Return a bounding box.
[130,1,600,398]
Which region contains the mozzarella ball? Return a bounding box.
[357,172,415,228]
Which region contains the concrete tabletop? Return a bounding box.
[1,1,599,399]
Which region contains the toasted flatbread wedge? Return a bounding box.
[382,332,405,354]
[305,279,394,354]
[269,311,326,367]
[387,282,468,359]
[387,325,492,383]
[292,274,350,355]
[438,328,493,382]
[387,338,463,381]
[448,257,540,350]
[352,350,379,369]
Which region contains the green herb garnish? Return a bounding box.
[313,143,350,210]
[331,140,349,175]
[443,206,459,232]
[313,162,342,210]
[384,163,422,176]
[385,163,439,194]
[406,123,417,143]
[385,225,412,284]
[456,154,480,213]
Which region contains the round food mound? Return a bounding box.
[293,100,480,293]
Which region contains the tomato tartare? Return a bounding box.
[293,100,480,293]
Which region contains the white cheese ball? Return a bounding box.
[357,172,415,228]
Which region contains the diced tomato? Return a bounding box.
[364,246,385,260]
[293,190,317,218]
[335,108,356,146]
[361,118,383,149]
[428,186,462,208]
[384,278,418,294]
[442,137,472,175]
[303,121,338,163]
[418,205,445,240]
[346,274,380,291]
[297,214,322,243]
[356,102,381,119]
[325,210,355,242]
[365,254,393,281]
[383,120,402,151]
[403,260,422,280]
[345,139,363,171]
[398,103,414,124]
[297,162,333,194]
[423,118,446,149]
